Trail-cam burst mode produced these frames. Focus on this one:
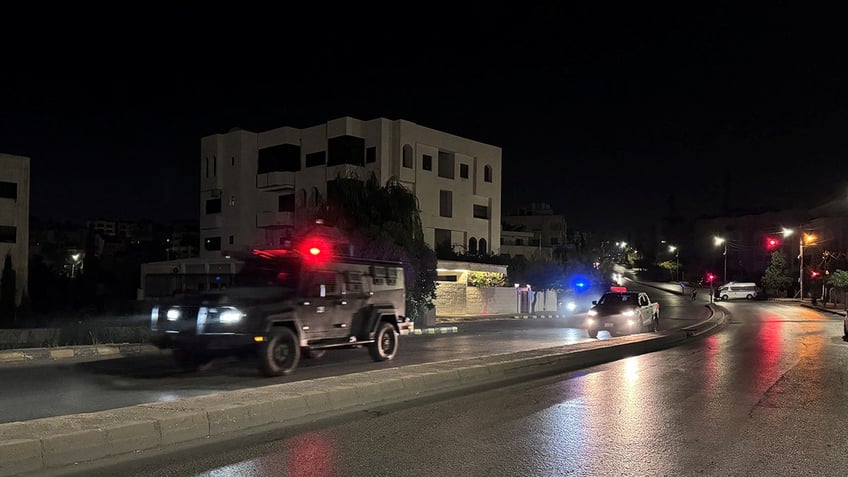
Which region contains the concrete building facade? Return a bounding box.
[501,203,567,261]
[198,117,502,258]
[0,153,30,305]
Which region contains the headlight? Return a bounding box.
[627,319,635,326]
[166,308,181,320]
[587,309,598,316]
[566,302,577,311]
[586,318,595,325]
[623,309,635,317]
[218,307,244,324]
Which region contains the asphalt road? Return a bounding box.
[0,283,705,424]
[67,299,848,476]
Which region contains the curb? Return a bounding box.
[800,303,847,317]
[0,344,159,364]
[681,304,729,337]
[0,330,696,476]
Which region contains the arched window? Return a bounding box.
[310,187,321,207]
[479,238,487,255]
[402,144,413,168]
[296,189,306,208]
[483,165,493,183]
[468,237,478,255]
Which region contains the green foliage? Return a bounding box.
[467,272,506,288]
[827,269,848,291]
[761,251,793,293]
[321,173,436,321]
[657,260,677,279]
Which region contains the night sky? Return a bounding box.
[1,4,845,237]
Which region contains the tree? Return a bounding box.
[321,173,437,321]
[826,270,848,311]
[761,251,793,297]
[0,253,16,327]
[657,260,677,280]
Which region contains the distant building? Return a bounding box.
[501,203,567,261]
[197,116,502,258]
[0,153,30,305]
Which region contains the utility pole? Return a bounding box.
[799,236,804,300]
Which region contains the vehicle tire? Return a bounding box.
[746,294,754,300]
[258,327,300,377]
[587,328,598,338]
[303,348,326,359]
[721,295,729,301]
[368,321,399,361]
[651,315,659,332]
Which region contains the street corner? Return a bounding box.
[800,303,847,317]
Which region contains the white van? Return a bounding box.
[715,282,759,300]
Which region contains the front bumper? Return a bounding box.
[398,317,414,336]
[585,315,640,333]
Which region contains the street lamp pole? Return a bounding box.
[799,236,804,300]
[723,243,727,284]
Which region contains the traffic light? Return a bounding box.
[298,236,333,264]
[706,273,716,283]
[810,270,820,279]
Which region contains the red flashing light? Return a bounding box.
[610,286,628,293]
[766,237,780,249]
[810,270,820,278]
[309,247,321,256]
[706,273,715,283]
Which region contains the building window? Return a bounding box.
[213,156,217,176]
[484,165,493,183]
[479,238,487,255]
[366,146,376,164]
[435,228,451,249]
[310,187,321,207]
[258,144,301,173]
[328,135,365,166]
[204,237,222,251]
[206,198,222,214]
[0,181,17,200]
[468,237,478,254]
[402,144,413,168]
[460,164,469,179]
[231,156,236,166]
[550,237,559,245]
[473,204,489,219]
[438,151,455,179]
[0,226,15,243]
[229,235,234,245]
[204,157,209,178]
[306,151,327,168]
[423,154,433,171]
[229,195,236,206]
[278,193,295,212]
[516,239,524,246]
[439,190,452,217]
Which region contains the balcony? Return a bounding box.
[257,211,294,228]
[256,171,296,189]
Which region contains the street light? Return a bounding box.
[714,236,727,284]
[70,253,81,279]
[668,245,679,281]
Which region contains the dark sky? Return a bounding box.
[1,4,846,236]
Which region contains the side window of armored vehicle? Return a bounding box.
[343,271,363,294]
[370,266,386,286]
[307,271,338,298]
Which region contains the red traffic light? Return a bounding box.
[810,270,820,278]
[706,273,715,283]
[765,237,780,249]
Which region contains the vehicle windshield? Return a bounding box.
[232,257,301,289]
[597,292,639,305]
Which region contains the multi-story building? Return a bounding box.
[501,203,567,261]
[0,153,30,305]
[198,117,502,258]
